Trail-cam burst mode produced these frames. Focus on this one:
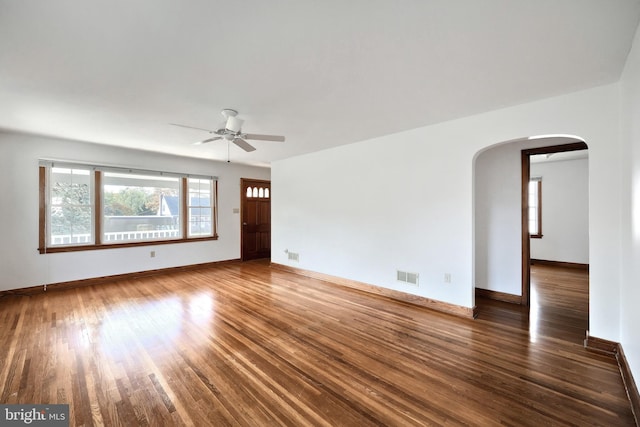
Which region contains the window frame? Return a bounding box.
[528,178,543,239]
[39,163,218,254]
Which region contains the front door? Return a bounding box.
[241,178,271,261]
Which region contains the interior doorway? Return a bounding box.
[520,142,588,306]
[473,137,590,344]
[240,178,271,261]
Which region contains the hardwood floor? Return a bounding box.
[476,264,590,345]
[529,263,590,344]
[0,261,634,426]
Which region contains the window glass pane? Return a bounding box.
[188,178,213,237]
[246,187,252,198]
[528,180,539,235]
[49,168,94,246]
[265,188,270,198]
[103,172,181,243]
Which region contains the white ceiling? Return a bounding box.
[1,1,639,167]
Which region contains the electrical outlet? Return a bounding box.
[444,273,451,283]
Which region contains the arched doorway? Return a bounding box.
[474,135,590,343]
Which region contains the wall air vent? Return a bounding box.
[397,270,419,286]
[288,252,299,262]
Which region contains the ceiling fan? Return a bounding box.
[171,109,285,152]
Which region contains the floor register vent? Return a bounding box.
[397,270,419,286]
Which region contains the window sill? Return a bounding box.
[38,235,219,254]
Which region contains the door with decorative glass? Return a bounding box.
[241,178,271,261]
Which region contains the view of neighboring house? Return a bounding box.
[159,195,212,235]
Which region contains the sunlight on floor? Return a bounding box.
[97,294,217,357]
[529,285,539,343]
[188,291,215,326]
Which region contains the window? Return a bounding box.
[528,178,542,238]
[246,185,270,199]
[48,167,95,246]
[103,172,181,243]
[187,178,214,238]
[39,161,218,253]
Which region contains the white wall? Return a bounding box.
[474,141,523,295]
[0,132,269,291]
[530,158,589,264]
[619,22,640,395]
[273,84,621,341]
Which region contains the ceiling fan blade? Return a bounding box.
[232,137,257,152]
[170,123,214,132]
[194,136,223,145]
[244,133,285,142]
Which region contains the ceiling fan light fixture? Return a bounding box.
[226,116,244,133]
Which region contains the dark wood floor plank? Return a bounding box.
[0,261,635,426]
